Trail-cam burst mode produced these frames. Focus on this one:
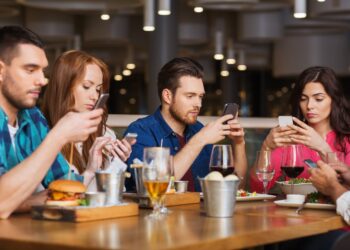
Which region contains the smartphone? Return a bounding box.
[223,103,239,124]
[94,93,109,109]
[124,133,138,143]
[278,116,293,127]
[304,159,317,168]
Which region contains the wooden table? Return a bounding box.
[0,201,345,250]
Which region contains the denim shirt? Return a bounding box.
[125,107,212,192]
[0,107,82,187]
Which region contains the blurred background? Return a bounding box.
[1,0,350,117]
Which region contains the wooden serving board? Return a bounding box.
[124,192,200,208]
[31,202,139,222]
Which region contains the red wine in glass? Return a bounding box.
[281,166,304,178]
[210,166,235,177]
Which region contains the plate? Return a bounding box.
[274,199,336,210]
[200,193,276,201]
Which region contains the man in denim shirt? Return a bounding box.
[125,57,247,191]
[0,26,103,219]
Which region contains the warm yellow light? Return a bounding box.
[194,7,203,13]
[237,65,247,71]
[226,58,236,65]
[158,10,171,15]
[293,13,306,18]
[126,63,136,70]
[214,54,224,60]
[220,70,229,77]
[114,74,123,81]
[100,14,110,21]
[122,69,132,76]
[143,26,155,32]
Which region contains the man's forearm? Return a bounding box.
[174,134,206,180]
[232,142,247,181]
[0,128,65,219]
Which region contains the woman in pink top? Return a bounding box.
[251,66,350,192]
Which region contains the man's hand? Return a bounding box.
[227,118,245,144]
[53,109,103,145]
[195,115,234,145]
[309,160,347,201]
[332,163,350,187]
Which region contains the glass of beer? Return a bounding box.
[143,147,171,218]
[209,144,234,176]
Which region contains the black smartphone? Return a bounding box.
[304,159,317,168]
[223,103,239,124]
[94,93,109,109]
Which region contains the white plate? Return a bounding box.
[274,199,336,210]
[200,193,276,201]
[237,193,276,201]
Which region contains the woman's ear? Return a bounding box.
[162,88,173,105]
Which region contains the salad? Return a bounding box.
[306,192,333,204]
[237,189,257,197]
[287,178,311,184]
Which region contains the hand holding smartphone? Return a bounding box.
[94,93,109,109]
[304,159,317,168]
[124,133,138,143]
[223,103,239,124]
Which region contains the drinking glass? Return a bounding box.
[281,145,305,194]
[209,144,234,176]
[255,150,275,195]
[143,147,171,218]
[160,156,174,214]
[327,152,345,168]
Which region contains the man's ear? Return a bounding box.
[0,60,5,82]
[162,88,173,105]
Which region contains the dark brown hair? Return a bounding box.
[41,50,110,173]
[157,57,204,101]
[0,26,44,64]
[291,66,350,153]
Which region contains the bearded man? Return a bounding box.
[125,57,247,191]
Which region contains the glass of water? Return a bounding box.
[255,150,275,195]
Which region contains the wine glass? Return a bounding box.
[209,144,234,177]
[281,145,305,194]
[143,147,171,218]
[255,150,275,195]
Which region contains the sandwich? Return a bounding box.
[46,179,86,206]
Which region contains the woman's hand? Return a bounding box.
[86,137,112,173]
[288,117,331,158]
[107,138,135,162]
[262,126,296,150]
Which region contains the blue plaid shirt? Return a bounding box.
[124,107,212,192]
[0,107,80,188]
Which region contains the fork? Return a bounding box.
[296,200,307,214]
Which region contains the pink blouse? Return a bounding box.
[250,131,350,193]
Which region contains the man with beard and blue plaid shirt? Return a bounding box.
[0,26,103,219]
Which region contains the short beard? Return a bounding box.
[169,104,197,126]
[2,74,35,110]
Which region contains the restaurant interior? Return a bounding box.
[1,1,350,250]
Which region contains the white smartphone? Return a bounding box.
[124,133,138,143]
[278,116,293,127]
[94,93,109,109]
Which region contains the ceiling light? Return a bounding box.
[317,0,325,2]
[220,61,229,77]
[126,63,136,70]
[114,74,123,81]
[237,50,247,71]
[294,0,307,19]
[122,69,132,76]
[194,7,203,13]
[100,11,110,21]
[144,0,155,31]
[158,0,171,15]
[214,31,224,61]
[125,46,136,70]
[226,38,236,65]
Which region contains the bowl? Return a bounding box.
[276,181,317,195]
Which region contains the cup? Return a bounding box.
[130,163,147,197]
[286,194,305,204]
[199,178,239,218]
[95,171,125,205]
[85,192,106,207]
[174,181,188,193]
